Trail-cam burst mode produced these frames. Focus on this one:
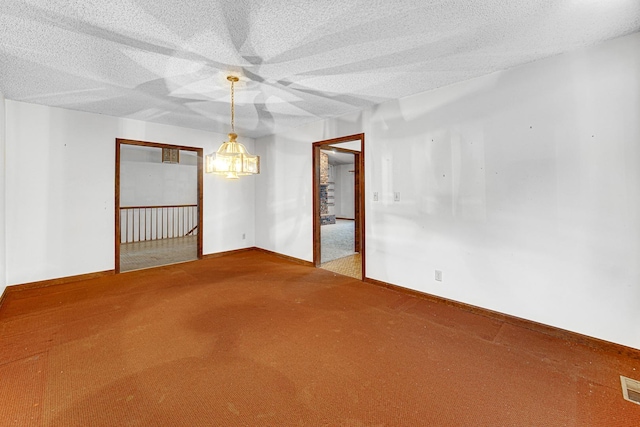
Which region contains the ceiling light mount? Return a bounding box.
[205,75,260,179]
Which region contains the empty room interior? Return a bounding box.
[1,1,640,425]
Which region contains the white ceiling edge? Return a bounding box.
[256,30,640,143]
[0,1,638,139]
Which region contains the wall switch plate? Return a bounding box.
[394,192,400,202]
[373,192,378,201]
[435,270,442,282]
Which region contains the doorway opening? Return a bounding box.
[115,139,203,273]
[313,134,365,280]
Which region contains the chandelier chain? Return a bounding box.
[230,79,235,133]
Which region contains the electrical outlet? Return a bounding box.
[242,233,246,240]
[394,192,400,202]
[373,192,378,201]
[435,270,442,282]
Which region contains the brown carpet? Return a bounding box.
[1,250,639,426]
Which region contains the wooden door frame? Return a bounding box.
[312,133,366,280]
[115,138,203,273]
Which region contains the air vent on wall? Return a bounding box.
[621,376,640,405]
[162,148,179,164]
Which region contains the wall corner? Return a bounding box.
[0,91,6,294]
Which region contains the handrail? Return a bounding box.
[120,204,196,210]
[119,204,198,244]
[185,225,198,236]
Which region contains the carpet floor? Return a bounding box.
[320,253,361,280]
[120,235,198,272]
[1,250,639,426]
[321,219,356,264]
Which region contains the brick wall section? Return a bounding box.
[319,152,335,224]
[320,152,329,184]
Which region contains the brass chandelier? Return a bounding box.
[205,76,260,179]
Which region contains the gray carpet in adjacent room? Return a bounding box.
[321,219,356,263]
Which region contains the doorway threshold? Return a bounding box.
[320,253,362,280]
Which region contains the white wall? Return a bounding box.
[255,32,640,349]
[120,146,198,207]
[5,101,256,285]
[335,163,355,219]
[0,91,6,296]
[254,124,321,260]
[256,111,367,261]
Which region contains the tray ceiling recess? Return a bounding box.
[0,1,639,138]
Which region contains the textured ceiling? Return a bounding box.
[1,1,639,139]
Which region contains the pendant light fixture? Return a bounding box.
[205,76,260,179]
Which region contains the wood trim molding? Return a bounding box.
[360,135,366,279]
[312,133,366,278]
[202,247,256,259]
[5,270,116,294]
[115,139,121,273]
[312,144,321,267]
[115,139,200,152]
[0,248,308,306]
[251,247,315,267]
[313,134,365,147]
[197,148,203,260]
[364,277,640,359]
[203,247,314,267]
[120,204,198,210]
[115,138,204,273]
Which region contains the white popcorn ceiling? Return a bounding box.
[0,0,639,138]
